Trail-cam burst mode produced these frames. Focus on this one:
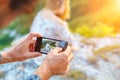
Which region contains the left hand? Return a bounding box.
[3,33,42,62]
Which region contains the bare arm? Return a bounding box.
[34,46,73,80]
[0,33,42,64]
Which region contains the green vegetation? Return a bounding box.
[74,23,115,38]
[69,0,116,38]
[67,71,87,80]
[0,17,30,50]
[0,0,117,50]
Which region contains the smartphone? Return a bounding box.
[35,37,68,54]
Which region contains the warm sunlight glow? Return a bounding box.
[91,0,120,32]
[115,0,120,8]
[113,0,120,11]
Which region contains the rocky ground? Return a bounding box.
[0,35,120,80]
[63,34,120,80]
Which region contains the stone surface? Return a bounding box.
[0,35,120,80]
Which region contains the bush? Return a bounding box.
[75,23,116,38]
[0,18,29,50]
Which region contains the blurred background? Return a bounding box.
[1,0,120,50]
[0,0,120,80]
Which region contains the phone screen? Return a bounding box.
[40,38,59,53]
[35,37,68,54]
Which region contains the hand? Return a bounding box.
[1,33,42,64]
[35,46,73,80]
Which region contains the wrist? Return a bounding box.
[0,51,13,64]
[35,63,52,80]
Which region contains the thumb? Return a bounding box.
[51,47,62,53]
[26,33,41,41]
[28,52,42,58]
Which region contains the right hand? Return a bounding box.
[35,46,73,80]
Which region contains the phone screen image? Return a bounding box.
[35,37,68,54]
[40,38,59,53]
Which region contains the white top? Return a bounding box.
[31,10,79,47]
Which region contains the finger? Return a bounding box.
[28,39,36,52]
[32,39,36,52]
[28,39,35,52]
[68,53,74,61]
[27,33,41,41]
[29,52,42,58]
[62,46,72,56]
[50,47,62,53]
[53,47,62,53]
[65,65,70,73]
